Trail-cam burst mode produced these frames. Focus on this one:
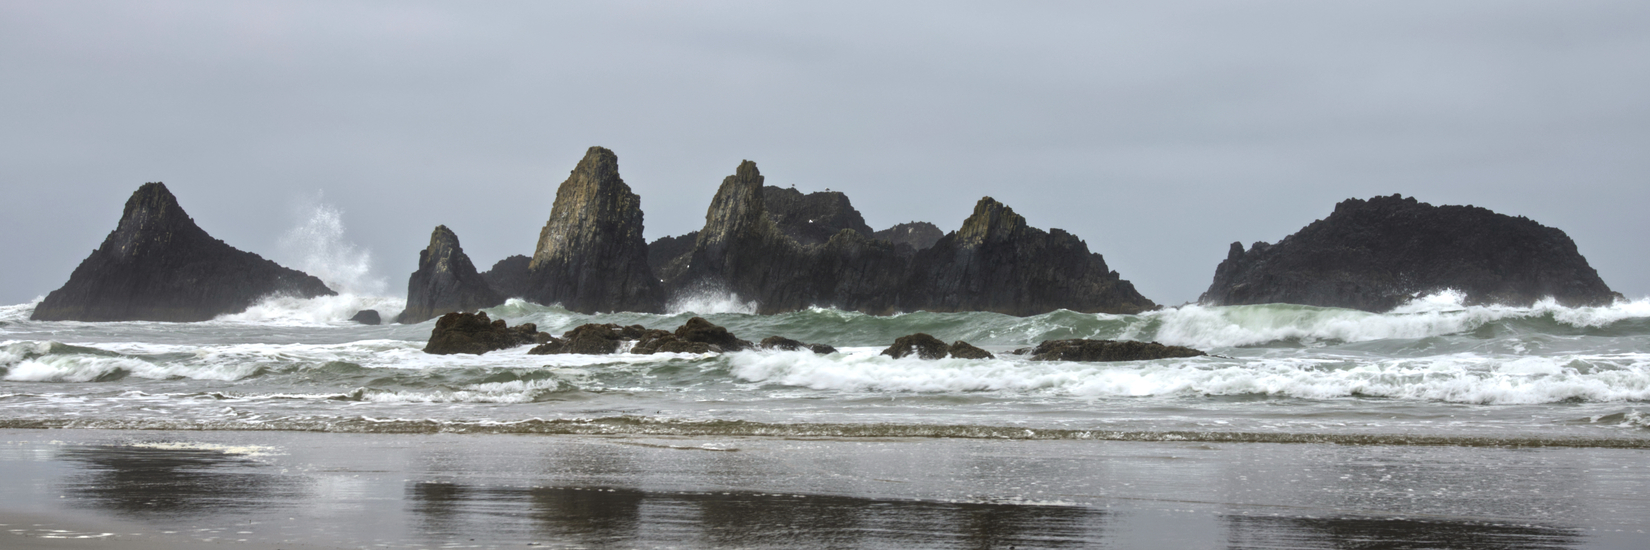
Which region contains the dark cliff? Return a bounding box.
[663,161,1153,316]
[32,182,335,322]
[761,186,874,246]
[874,221,944,252]
[1199,194,1620,312]
[479,255,533,299]
[397,225,504,324]
[903,198,1156,315]
[527,146,664,313]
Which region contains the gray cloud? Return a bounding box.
[4,0,1647,306]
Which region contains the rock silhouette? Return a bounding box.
[1199,195,1621,312]
[397,226,503,324]
[526,146,664,313]
[31,182,335,322]
[1025,339,1205,362]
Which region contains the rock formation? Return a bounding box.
[662,161,1155,316]
[762,186,874,246]
[880,333,994,360]
[527,317,766,355]
[1199,195,1621,311]
[901,198,1156,316]
[873,222,944,252]
[348,310,381,325]
[527,146,664,313]
[423,311,548,354]
[1022,339,1206,362]
[759,336,837,355]
[479,255,533,299]
[31,182,335,322]
[397,226,503,324]
[646,232,697,283]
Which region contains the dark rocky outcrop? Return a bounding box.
[31,182,335,322]
[528,317,756,355]
[529,323,659,355]
[397,226,504,324]
[479,255,533,299]
[423,312,548,355]
[874,222,944,252]
[348,310,381,325]
[673,317,754,352]
[901,198,1156,316]
[527,146,664,313]
[1025,339,1205,362]
[762,186,875,246]
[1199,195,1621,312]
[646,232,698,283]
[759,336,837,355]
[880,333,993,360]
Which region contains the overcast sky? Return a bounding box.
[3,1,1647,307]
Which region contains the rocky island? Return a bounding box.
[1199,194,1621,311]
[31,182,335,322]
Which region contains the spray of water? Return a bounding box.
[278,200,386,297]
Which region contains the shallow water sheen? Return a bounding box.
[1,293,1649,445]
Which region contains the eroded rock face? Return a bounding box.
[1026,339,1205,362]
[762,186,874,246]
[423,312,548,355]
[31,182,335,322]
[480,255,533,300]
[873,222,944,252]
[397,226,503,324]
[902,198,1156,316]
[528,146,664,313]
[1199,195,1621,312]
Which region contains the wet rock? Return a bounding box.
[762,186,874,246]
[1199,195,1622,312]
[480,255,533,299]
[759,335,837,355]
[881,333,951,360]
[527,146,664,313]
[31,182,336,322]
[423,312,547,355]
[348,310,381,325]
[946,340,994,360]
[1027,339,1205,362]
[873,221,944,252]
[902,198,1156,316]
[530,323,656,355]
[397,226,504,324]
[674,317,753,352]
[633,332,712,354]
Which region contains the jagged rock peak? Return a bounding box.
[697,160,784,251]
[31,182,335,322]
[762,185,874,246]
[1199,194,1620,311]
[956,197,1029,247]
[397,225,503,324]
[527,146,663,313]
[873,222,944,251]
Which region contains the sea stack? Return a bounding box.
[527,146,664,313]
[1199,194,1621,312]
[903,198,1156,315]
[397,225,503,324]
[31,182,335,322]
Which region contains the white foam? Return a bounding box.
[726,348,1650,404]
[667,288,758,315]
[0,298,42,324]
[214,293,406,326]
[277,200,386,296]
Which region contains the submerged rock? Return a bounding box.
[397,226,503,324]
[1027,339,1205,362]
[880,333,992,360]
[528,146,664,313]
[423,312,547,355]
[31,182,335,322]
[348,310,381,325]
[1199,195,1622,312]
[759,335,837,355]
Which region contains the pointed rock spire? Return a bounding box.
[527,146,663,313]
[397,225,503,324]
[31,182,335,322]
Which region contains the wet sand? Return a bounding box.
[2,428,1647,549]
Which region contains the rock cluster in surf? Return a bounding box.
[31,182,335,322]
[1199,195,1621,312]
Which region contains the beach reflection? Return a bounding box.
[408,481,1106,548]
[1224,514,1584,550]
[55,444,303,517]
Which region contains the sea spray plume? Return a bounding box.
[1200,194,1621,312]
[278,201,386,296]
[31,182,335,322]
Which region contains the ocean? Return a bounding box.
[3,291,1649,548]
